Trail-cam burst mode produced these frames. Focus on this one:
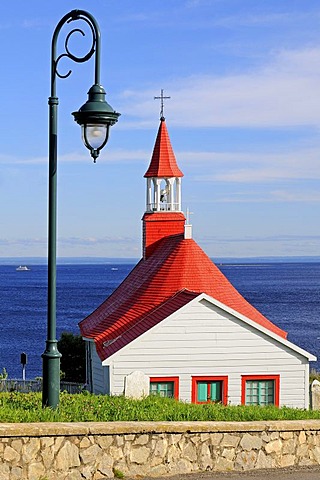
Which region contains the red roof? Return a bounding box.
[80,234,287,361]
[144,119,184,178]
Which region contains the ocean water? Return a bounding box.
[0,262,319,379]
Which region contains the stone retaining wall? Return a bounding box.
[1,420,320,480]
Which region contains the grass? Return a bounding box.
[1,391,320,423]
[113,468,125,479]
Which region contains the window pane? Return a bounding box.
[150,382,174,398]
[159,382,173,397]
[246,381,258,404]
[245,380,274,405]
[150,383,158,395]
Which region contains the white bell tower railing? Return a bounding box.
[146,177,182,212]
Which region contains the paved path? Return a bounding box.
[192,466,320,479]
[136,466,320,480]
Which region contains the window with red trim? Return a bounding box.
[149,377,179,399]
[241,375,280,406]
[192,376,228,405]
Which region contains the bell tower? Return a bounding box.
[142,116,186,259]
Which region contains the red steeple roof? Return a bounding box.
[144,118,184,178]
[80,234,287,361]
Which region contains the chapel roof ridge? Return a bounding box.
[79,233,288,361]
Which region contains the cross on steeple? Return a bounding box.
[154,89,171,120]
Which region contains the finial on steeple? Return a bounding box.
[154,89,171,121]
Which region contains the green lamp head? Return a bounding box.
[72,84,120,162]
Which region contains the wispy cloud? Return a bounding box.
[121,47,320,129]
[0,149,150,166]
[59,236,138,246]
[211,11,320,28]
[0,237,46,247]
[0,234,141,258]
[186,148,320,183]
[270,190,320,202]
[0,17,48,31]
[0,235,139,248]
[200,233,320,244]
[22,18,47,29]
[196,232,320,257]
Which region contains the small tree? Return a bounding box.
[0,368,8,380]
[57,332,86,383]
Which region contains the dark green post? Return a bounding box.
[42,10,119,408]
[42,93,61,408]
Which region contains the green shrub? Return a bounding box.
[1,392,320,423]
[57,332,85,382]
[0,368,8,380]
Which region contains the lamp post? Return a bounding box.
[42,9,120,408]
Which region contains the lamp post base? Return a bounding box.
[42,340,61,408]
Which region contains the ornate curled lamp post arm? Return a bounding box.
[43,10,120,408]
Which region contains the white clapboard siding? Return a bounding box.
[90,342,110,395]
[102,297,311,408]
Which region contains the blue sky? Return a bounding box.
[1,0,320,259]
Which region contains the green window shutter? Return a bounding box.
[210,381,222,402]
[197,382,208,402]
[197,381,223,403]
